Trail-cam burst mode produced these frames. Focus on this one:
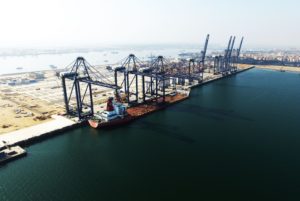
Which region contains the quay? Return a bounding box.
[0,35,251,151]
[0,115,79,149]
[0,66,254,149]
[190,66,254,88]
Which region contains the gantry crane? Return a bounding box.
[199,34,210,70]
[227,36,236,72]
[60,57,119,120]
[214,36,244,75]
[234,37,244,70]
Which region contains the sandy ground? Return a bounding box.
[0,68,120,134]
[0,92,64,134]
[0,115,75,148]
[238,64,300,72]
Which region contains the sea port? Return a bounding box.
[0,63,252,149]
[0,35,248,144]
[2,0,300,200]
[2,67,299,201]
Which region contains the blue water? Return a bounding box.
[1,69,300,201]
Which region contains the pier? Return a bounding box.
[0,34,251,149]
[0,115,77,149]
[0,66,253,149]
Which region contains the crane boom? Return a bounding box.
[228,36,236,60]
[237,37,244,58]
[224,36,232,60]
[201,34,210,62]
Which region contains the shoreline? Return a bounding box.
[239,64,300,73]
[0,115,85,150]
[0,66,254,149]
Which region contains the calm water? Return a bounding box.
[0,48,198,75]
[1,69,300,201]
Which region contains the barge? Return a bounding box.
[0,143,27,165]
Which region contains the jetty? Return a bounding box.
[0,115,77,149]
[0,35,253,151]
[0,145,26,165]
[0,66,253,149]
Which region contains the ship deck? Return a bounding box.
[127,93,189,118]
[0,146,26,164]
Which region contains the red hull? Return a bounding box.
[88,115,135,128]
[88,93,189,129]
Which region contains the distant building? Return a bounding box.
[6,78,30,86]
[27,72,45,80]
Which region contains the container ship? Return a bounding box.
[88,89,190,129]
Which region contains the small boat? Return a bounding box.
[104,60,109,63]
[0,142,27,165]
[49,65,57,69]
[16,67,23,70]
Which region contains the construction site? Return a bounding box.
[0,35,248,138]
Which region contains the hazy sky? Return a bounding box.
[0,0,299,49]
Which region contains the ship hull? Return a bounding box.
[88,115,135,128]
[88,92,189,129]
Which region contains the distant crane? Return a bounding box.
[227,36,236,71]
[223,36,233,73]
[199,34,210,70]
[230,37,244,71]
[234,37,244,70]
[213,36,244,75]
[237,37,244,59]
[182,34,209,83]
